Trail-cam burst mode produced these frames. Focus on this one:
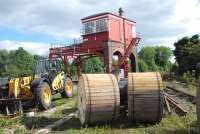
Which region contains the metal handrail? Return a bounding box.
[50,38,84,48]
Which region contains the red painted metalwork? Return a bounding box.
[49,12,140,78]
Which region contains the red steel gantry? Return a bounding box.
[49,11,140,78]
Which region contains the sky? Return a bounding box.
[0,0,200,55]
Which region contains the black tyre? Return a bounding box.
[34,82,52,110]
[60,77,73,98]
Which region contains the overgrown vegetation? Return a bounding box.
[180,71,197,95]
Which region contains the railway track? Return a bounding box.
[164,84,196,116]
[165,86,196,104]
[164,92,188,116]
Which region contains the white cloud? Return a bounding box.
[162,0,200,42]
[0,40,50,55]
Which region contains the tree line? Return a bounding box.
[0,47,42,77]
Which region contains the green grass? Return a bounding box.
[0,115,19,134]
[52,94,69,106]
[51,112,198,134]
[52,90,77,107]
[12,128,28,134]
[0,115,15,127]
[187,83,197,96]
[18,94,76,130]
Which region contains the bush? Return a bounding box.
[181,70,197,94]
[181,70,196,84]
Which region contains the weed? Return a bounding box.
[0,115,17,128]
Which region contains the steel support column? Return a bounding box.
[103,42,113,73]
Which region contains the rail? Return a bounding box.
[165,86,196,104]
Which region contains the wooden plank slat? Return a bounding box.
[128,72,164,123]
[77,74,120,125]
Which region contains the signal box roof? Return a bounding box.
[81,12,136,23]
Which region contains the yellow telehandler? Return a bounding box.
[0,59,73,115]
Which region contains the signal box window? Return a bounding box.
[83,18,108,35]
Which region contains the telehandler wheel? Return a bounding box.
[60,77,73,98]
[34,82,52,110]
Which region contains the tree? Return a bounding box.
[81,57,104,73]
[173,34,200,74]
[154,46,172,71]
[0,47,43,77]
[139,47,158,71]
[0,50,9,76]
[138,46,172,72]
[138,59,148,72]
[69,60,77,76]
[9,47,34,76]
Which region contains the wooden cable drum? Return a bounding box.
[128,72,164,123]
[77,74,120,125]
